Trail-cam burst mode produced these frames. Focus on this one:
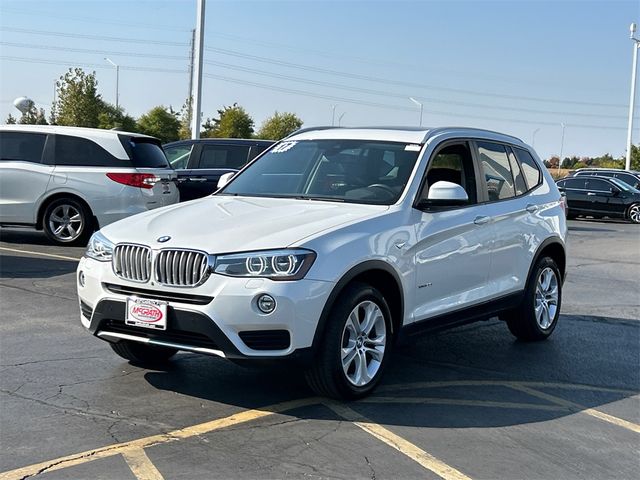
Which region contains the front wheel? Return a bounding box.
[110,341,178,366]
[503,257,562,341]
[305,283,393,399]
[627,203,640,224]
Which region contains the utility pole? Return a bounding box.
[626,23,639,171]
[191,0,205,140]
[104,58,119,109]
[188,28,195,107]
[558,123,566,173]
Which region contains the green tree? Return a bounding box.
[629,144,640,170]
[256,111,303,140]
[137,106,181,143]
[15,100,48,125]
[5,113,17,124]
[202,103,254,138]
[52,68,103,127]
[178,97,192,140]
[98,103,137,132]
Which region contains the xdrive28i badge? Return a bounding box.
[157,236,171,243]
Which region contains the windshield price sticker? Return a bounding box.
[271,141,297,153]
[126,297,168,330]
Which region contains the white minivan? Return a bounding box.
[0,125,179,245]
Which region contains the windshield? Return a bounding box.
[609,177,640,193]
[219,139,421,205]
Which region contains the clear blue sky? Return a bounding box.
[1,0,639,160]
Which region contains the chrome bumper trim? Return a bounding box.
[97,331,226,358]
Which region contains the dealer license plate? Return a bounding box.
[125,297,168,330]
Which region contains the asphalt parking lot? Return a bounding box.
[0,220,638,480]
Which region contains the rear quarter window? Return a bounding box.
[120,136,170,168]
[0,131,47,163]
[513,147,542,190]
[54,134,124,167]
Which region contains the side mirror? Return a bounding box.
[610,187,620,195]
[416,181,469,209]
[217,172,235,189]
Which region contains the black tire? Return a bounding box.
[503,256,562,341]
[566,212,577,220]
[42,197,93,246]
[627,203,640,224]
[110,340,178,366]
[305,282,393,400]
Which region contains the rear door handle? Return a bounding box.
[473,215,491,225]
[188,177,207,182]
[526,204,539,213]
[586,192,597,196]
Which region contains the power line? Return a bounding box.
[202,72,628,131]
[0,27,188,47]
[1,26,626,109]
[1,7,192,32]
[0,56,187,74]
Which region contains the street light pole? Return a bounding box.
[559,123,566,172]
[104,57,119,109]
[626,23,639,171]
[532,128,540,148]
[331,105,336,126]
[409,97,423,126]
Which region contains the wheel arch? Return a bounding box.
[529,237,567,283]
[311,260,405,352]
[36,192,97,231]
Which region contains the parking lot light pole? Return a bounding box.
[191,0,205,139]
[104,58,119,109]
[626,23,640,171]
[409,97,423,126]
[532,128,540,148]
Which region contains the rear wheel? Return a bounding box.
[503,256,562,341]
[305,283,392,399]
[627,203,640,224]
[110,341,178,365]
[42,197,93,245]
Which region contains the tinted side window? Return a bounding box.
[55,135,121,167]
[0,132,46,163]
[514,148,542,189]
[248,145,269,162]
[164,145,192,169]
[507,149,527,195]
[564,178,586,189]
[200,145,249,169]
[614,172,639,186]
[477,141,515,201]
[586,179,611,191]
[128,139,169,168]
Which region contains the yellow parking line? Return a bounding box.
[122,448,164,480]
[0,397,317,480]
[507,384,640,434]
[0,246,81,262]
[326,402,472,480]
[361,396,568,412]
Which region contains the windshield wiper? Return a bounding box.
[293,196,345,202]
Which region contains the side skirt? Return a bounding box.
[397,291,524,343]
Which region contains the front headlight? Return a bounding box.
[213,249,316,281]
[86,231,114,262]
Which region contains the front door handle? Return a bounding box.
[526,204,539,213]
[586,192,596,196]
[473,215,491,225]
[188,177,207,182]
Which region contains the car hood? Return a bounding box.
[100,195,388,253]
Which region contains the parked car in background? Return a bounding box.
[0,125,179,245]
[163,139,274,201]
[556,175,640,223]
[78,126,567,399]
[570,168,640,189]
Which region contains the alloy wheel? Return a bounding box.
[340,300,387,387]
[629,204,640,223]
[534,267,559,330]
[48,204,83,242]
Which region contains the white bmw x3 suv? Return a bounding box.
[77,127,568,399]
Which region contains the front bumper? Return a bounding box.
[77,256,333,361]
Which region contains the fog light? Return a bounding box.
[78,271,85,287]
[257,294,276,314]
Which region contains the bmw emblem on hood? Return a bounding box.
[157,236,171,243]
